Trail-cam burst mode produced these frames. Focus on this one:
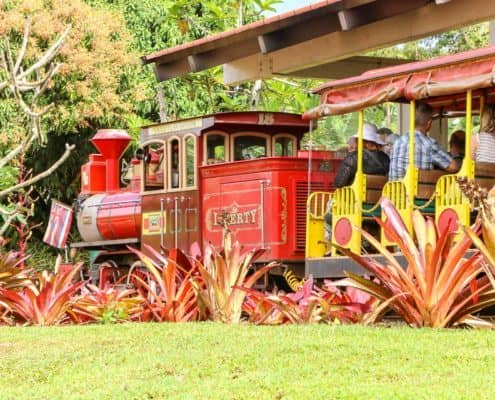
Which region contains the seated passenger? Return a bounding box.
[389,101,458,180]
[325,123,388,242]
[472,105,495,163]
[378,127,400,156]
[347,136,357,153]
[449,130,465,166]
[334,123,390,188]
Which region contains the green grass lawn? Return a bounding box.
[1,323,494,399]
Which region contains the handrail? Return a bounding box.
[305,191,332,258]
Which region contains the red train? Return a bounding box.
[60,112,341,283]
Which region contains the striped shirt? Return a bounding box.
[475,132,495,163]
[389,131,453,181]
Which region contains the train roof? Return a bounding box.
[303,45,495,119]
[140,111,309,142]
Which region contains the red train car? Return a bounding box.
[60,112,342,283]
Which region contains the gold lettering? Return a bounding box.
[249,209,257,224]
[211,208,258,227]
[212,212,220,226]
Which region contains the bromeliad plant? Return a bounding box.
[0,257,84,326]
[0,251,33,290]
[338,197,495,328]
[241,276,381,325]
[193,229,277,323]
[71,283,144,324]
[129,246,199,322]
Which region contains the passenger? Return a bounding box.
[378,127,399,156]
[377,127,393,139]
[472,105,495,163]
[449,130,465,166]
[347,136,357,153]
[389,101,458,180]
[325,123,389,242]
[334,123,390,188]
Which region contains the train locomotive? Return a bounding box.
[51,112,342,284]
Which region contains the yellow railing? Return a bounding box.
[331,185,362,255]
[381,180,412,246]
[305,191,332,258]
[435,174,470,229]
[435,89,475,231]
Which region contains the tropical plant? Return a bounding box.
[241,276,379,325]
[457,177,495,255]
[129,246,199,322]
[71,283,143,324]
[192,229,276,323]
[0,251,33,290]
[337,198,495,328]
[0,257,83,326]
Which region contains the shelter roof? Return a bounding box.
[141,0,495,85]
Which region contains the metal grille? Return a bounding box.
[295,181,327,251]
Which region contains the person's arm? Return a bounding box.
[430,139,459,172]
[471,134,479,160]
[444,159,459,173]
[334,153,357,188]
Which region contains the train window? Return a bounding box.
[233,135,268,161]
[168,138,181,189]
[142,141,165,191]
[184,135,196,188]
[206,133,227,164]
[273,135,296,156]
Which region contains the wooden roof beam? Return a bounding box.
[224,0,495,85]
[258,14,341,54]
[337,0,429,31]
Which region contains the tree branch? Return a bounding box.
[13,17,30,75]
[0,22,71,91]
[0,143,75,198]
[0,133,36,170]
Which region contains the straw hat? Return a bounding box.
[352,123,386,145]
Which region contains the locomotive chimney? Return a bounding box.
[91,129,131,192]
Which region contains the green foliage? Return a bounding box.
[0,166,18,191]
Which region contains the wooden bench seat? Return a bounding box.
[365,174,388,204]
[363,174,387,218]
[417,169,447,200]
[475,162,495,190]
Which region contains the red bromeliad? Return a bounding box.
[338,198,495,328]
[0,257,83,326]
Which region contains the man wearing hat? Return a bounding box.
[324,122,389,241]
[334,123,390,188]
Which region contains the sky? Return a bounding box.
[268,0,321,15]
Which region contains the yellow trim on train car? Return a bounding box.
[381,100,416,246]
[331,111,365,255]
[306,191,332,258]
[435,89,474,230]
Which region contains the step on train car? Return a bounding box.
[45,112,342,284]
